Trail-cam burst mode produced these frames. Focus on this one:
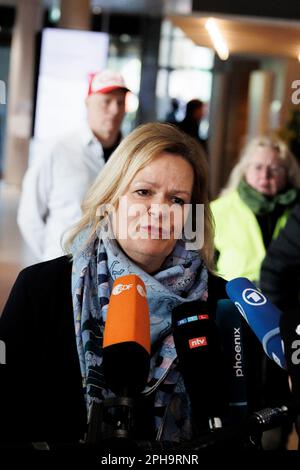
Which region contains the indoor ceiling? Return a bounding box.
[90,0,192,15]
[0,0,192,15]
[169,15,300,59]
[2,0,300,60]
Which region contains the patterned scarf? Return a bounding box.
[71,227,208,438]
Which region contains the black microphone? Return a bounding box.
[177,405,292,450]
[172,300,226,435]
[248,405,290,431]
[215,299,248,422]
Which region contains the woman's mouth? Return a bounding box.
[140,225,171,238]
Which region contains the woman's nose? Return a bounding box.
[148,203,164,218]
[147,196,169,219]
[260,167,269,179]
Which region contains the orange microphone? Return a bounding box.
[103,274,151,396]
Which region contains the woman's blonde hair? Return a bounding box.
[221,135,300,196]
[65,122,215,269]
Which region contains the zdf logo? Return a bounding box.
[112,282,146,298]
[112,283,133,295]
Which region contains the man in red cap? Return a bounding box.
[86,69,129,152]
[18,70,129,261]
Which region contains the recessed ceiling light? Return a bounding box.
[205,18,229,61]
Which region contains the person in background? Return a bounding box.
[211,135,300,449]
[177,99,207,152]
[260,202,300,448]
[211,136,300,284]
[165,98,179,124]
[17,69,128,262]
[260,200,300,309]
[0,123,229,446]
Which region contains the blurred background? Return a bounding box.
[1,0,300,313]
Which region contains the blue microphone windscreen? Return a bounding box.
[226,278,286,369]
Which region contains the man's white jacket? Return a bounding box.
[17,123,106,261]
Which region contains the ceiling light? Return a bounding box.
[205,18,229,61]
[49,6,61,23]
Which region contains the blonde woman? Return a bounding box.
[0,123,228,446]
[211,136,300,283]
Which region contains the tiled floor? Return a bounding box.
[0,182,37,312]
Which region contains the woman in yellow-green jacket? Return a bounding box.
[211,136,300,284]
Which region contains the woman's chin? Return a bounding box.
[133,238,174,256]
[254,183,275,195]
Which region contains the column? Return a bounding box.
[136,16,162,124]
[4,0,42,185]
[247,70,274,138]
[208,72,230,199]
[59,0,90,30]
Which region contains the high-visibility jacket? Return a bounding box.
[211,190,290,282]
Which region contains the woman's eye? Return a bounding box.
[172,197,185,206]
[136,189,150,196]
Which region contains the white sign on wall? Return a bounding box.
[34,28,109,143]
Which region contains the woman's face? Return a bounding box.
[113,153,194,273]
[245,146,287,196]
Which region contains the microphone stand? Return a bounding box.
[86,389,155,450]
[87,396,136,445]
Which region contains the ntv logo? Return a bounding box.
[189,336,207,349]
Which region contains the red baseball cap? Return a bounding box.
[87,69,130,96]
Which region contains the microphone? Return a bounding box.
[178,405,292,450]
[87,274,152,445]
[215,299,248,422]
[103,274,151,396]
[172,300,226,434]
[248,405,289,431]
[225,277,286,369]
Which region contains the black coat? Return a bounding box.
[260,203,300,420]
[0,256,227,445]
[260,202,300,311]
[0,256,87,444]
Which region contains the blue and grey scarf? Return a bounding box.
[71,227,208,439]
